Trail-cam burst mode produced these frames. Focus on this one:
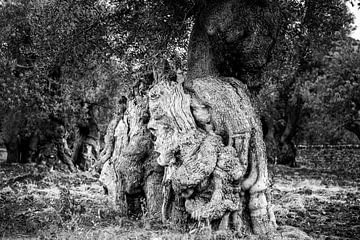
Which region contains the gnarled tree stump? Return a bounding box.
[100,93,163,219]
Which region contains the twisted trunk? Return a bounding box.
[147,0,277,235]
[149,78,276,234]
[96,117,119,172]
[100,0,313,238]
[144,0,312,238]
[186,3,277,233]
[100,93,163,219]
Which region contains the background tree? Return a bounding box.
[0,0,125,167]
[300,37,360,143]
[260,0,354,166]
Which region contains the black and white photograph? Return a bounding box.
[0,0,359,239]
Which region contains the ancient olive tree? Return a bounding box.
[99,0,312,238]
[149,0,276,235]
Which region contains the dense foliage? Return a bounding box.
[0,0,359,152]
[300,38,360,143]
[258,0,357,164]
[0,0,190,141]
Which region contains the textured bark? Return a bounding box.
[100,94,163,218]
[182,1,278,233]
[98,97,128,171]
[98,117,119,166]
[187,0,278,87]
[148,79,275,235]
[143,0,312,238]
[100,104,130,208]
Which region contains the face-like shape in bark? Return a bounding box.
[148,81,197,167]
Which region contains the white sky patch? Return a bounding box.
[347,3,360,40]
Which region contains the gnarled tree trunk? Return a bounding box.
[95,97,128,173]
[144,0,312,238]
[98,0,313,238]
[100,90,163,220]
[149,78,276,235]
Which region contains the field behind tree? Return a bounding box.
[0,149,359,240]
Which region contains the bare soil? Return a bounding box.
[0,149,359,239]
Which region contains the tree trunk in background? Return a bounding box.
[277,98,302,167]
[345,101,360,141]
[262,74,303,167]
[73,104,100,171]
[262,115,279,164]
[2,112,38,164]
[4,135,21,163]
[263,105,301,167]
[96,117,119,172]
[37,117,76,172]
[345,121,360,141]
[23,134,39,163]
[1,111,75,171]
[2,112,23,163]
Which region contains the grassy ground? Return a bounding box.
[271,148,360,240]
[0,149,359,239]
